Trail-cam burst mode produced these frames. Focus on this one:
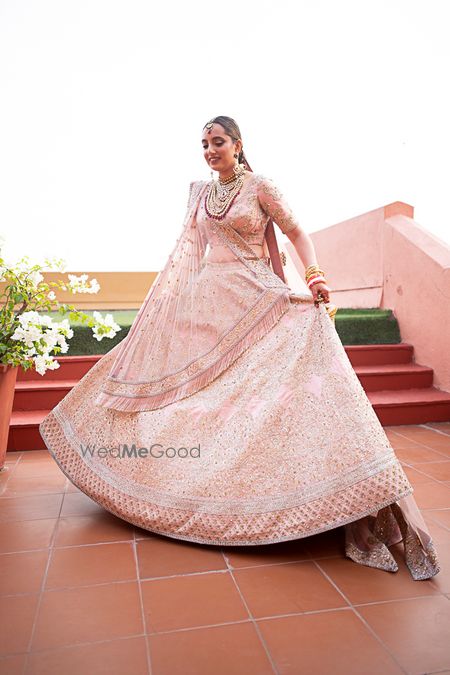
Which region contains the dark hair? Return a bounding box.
[202,115,252,171]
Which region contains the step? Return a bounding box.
[17,355,101,382]
[13,380,79,411]
[11,342,431,413]
[8,386,450,454]
[7,342,450,452]
[345,343,414,367]
[354,363,434,391]
[367,387,450,425]
[8,410,52,451]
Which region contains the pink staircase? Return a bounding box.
[345,344,450,425]
[7,343,450,452]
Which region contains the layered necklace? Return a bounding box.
[204,163,246,221]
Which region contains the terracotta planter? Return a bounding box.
[0,363,19,471]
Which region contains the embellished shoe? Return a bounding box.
[390,501,441,581]
[344,513,399,573]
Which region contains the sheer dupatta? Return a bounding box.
[94,180,313,413]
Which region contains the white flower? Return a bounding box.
[91,311,121,341]
[9,312,77,374]
[17,310,41,326]
[28,270,44,289]
[11,324,42,346]
[39,315,54,328]
[33,355,48,376]
[41,333,59,351]
[58,339,69,353]
[47,291,56,300]
[33,354,60,376]
[88,278,100,294]
[58,318,72,333]
[65,274,100,294]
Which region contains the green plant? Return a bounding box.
[0,254,121,375]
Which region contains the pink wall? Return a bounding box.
[280,202,450,391]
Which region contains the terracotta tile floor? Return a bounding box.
[0,422,449,675]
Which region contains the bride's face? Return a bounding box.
[201,123,242,173]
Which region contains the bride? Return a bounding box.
[39,115,440,581]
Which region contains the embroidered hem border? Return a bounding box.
[39,409,414,546]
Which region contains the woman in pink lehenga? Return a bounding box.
[39,115,440,581]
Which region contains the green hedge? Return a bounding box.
[37,307,401,356]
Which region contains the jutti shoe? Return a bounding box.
[390,502,441,581]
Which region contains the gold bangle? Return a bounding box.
[305,272,325,283]
[306,270,325,279]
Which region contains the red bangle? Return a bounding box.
[306,272,324,284]
[307,276,326,288]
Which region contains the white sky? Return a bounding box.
[1,0,449,271]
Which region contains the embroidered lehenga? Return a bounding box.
[39,171,440,580]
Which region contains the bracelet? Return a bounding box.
[305,264,322,275]
[305,266,325,280]
[307,276,326,289]
[305,264,329,294]
[306,272,325,283]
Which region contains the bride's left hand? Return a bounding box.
[311,281,331,305]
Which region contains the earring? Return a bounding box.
[233,153,238,158]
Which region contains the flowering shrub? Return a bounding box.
[0,255,121,375]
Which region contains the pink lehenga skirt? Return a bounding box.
[39,259,440,581]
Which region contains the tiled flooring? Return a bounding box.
[0,423,449,675]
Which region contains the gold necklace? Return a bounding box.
[219,171,238,185]
[205,164,246,221]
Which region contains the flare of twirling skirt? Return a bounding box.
[39,259,440,579]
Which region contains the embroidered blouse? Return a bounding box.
[191,172,300,252]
